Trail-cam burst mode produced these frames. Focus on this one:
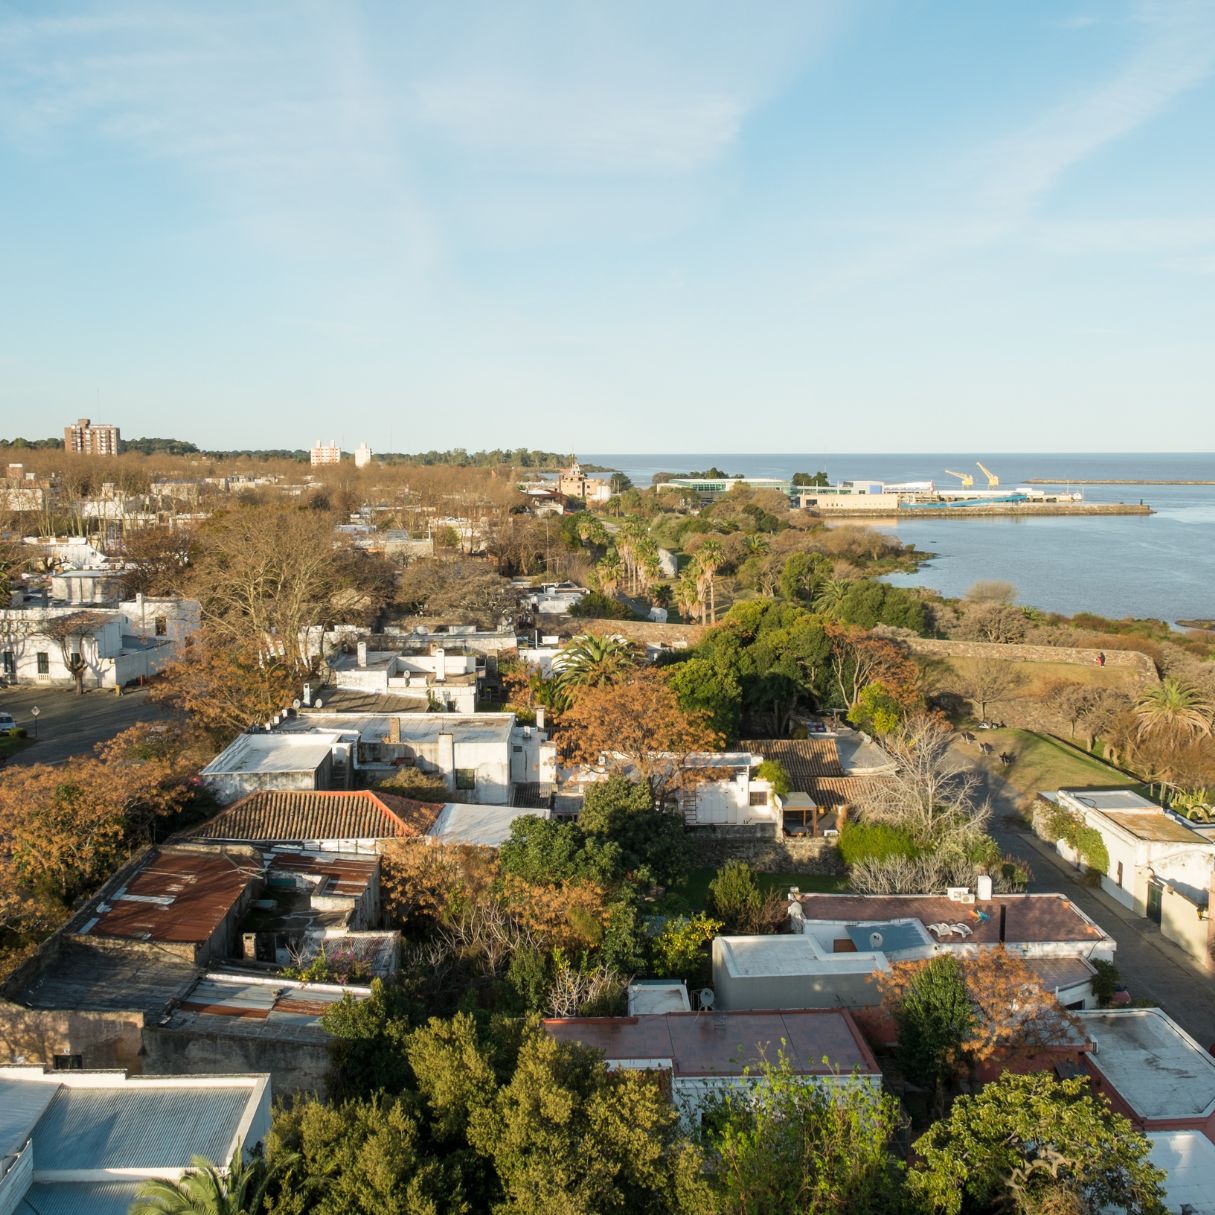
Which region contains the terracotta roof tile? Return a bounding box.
[740,739,844,786]
[187,790,441,843]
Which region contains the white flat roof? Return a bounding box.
[1148,1131,1215,1215]
[427,803,545,847]
[1079,1009,1215,1119]
[716,934,888,978]
[1059,788,1160,812]
[288,712,514,744]
[201,732,340,776]
[627,981,692,1015]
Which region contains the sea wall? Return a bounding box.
[885,635,1158,681]
[809,502,1152,519]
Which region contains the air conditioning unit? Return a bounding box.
[946,886,971,902]
[955,893,976,905]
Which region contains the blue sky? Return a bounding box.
[1,1,1213,453]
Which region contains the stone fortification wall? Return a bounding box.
[886,635,1157,681]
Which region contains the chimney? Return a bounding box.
[433,646,445,682]
[998,904,1007,944]
[536,706,546,731]
[388,717,401,744]
[357,640,368,668]
[438,731,456,791]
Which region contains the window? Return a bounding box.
[511,744,523,753]
[1116,861,1124,889]
[154,616,167,636]
[36,652,49,674]
[53,1053,83,1071]
[455,768,476,791]
[1,651,13,676]
[749,791,770,807]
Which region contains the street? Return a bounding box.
[0,685,171,766]
[959,743,1215,1049]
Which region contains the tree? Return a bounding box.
[131,1152,277,1215]
[826,624,921,716]
[859,714,989,848]
[696,539,724,624]
[43,610,109,694]
[498,816,622,886]
[878,947,1077,1090]
[888,954,972,1114]
[956,601,1028,644]
[1133,676,1213,742]
[697,1052,906,1215]
[847,681,903,735]
[579,775,689,886]
[559,669,723,801]
[779,552,829,606]
[834,581,926,633]
[949,658,1026,722]
[265,1093,459,1215]
[668,653,743,740]
[116,525,198,597]
[152,629,300,741]
[907,1072,1167,1215]
[649,913,720,987]
[466,1029,691,1215]
[707,859,763,934]
[552,634,637,698]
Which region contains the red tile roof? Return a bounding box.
[544,1009,878,1077]
[187,790,442,843]
[798,893,1107,945]
[741,738,843,784]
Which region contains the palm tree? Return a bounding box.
[553,634,637,694]
[695,540,724,623]
[812,577,848,618]
[674,573,702,624]
[1133,677,1214,742]
[597,550,624,597]
[129,1153,275,1215]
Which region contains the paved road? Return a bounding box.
[0,685,171,766]
[955,741,1215,1049]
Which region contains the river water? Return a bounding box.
[585,453,1215,624]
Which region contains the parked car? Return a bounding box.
[0,712,18,736]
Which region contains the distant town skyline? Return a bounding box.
[2,2,1214,451]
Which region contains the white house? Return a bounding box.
[1053,788,1215,965]
[324,641,481,713]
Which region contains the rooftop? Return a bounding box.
[188,789,442,843]
[740,738,843,784]
[14,941,198,1014]
[715,934,890,978]
[798,893,1107,946]
[1079,1009,1215,1120]
[76,849,256,946]
[1147,1132,1215,1215]
[627,981,692,1016]
[544,1009,878,1076]
[427,802,546,847]
[1060,788,1161,813]
[201,732,340,776]
[1025,955,1096,994]
[281,712,515,745]
[165,971,370,1043]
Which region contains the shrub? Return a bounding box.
[755,759,791,800]
[838,821,920,868]
[374,771,450,801]
[1091,958,1121,1006]
[1045,805,1109,875]
[707,860,762,933]
[569,592,636,620]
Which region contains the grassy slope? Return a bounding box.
[970,728,1134,801]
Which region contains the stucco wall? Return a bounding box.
[0,1000,145,1071]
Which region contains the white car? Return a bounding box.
[0,712,18,736]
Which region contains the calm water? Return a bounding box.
[586,453,1215,624]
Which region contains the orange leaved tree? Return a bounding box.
[558,668,723,802]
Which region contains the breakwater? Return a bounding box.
[814,502,1152,519]
[1026,479,1215,486]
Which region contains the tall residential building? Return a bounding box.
[310,439,342,466]
[64,417,120,456]
[354,443,372,468]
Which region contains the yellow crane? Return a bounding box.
[976,461,999,488]
[944,469,975,488]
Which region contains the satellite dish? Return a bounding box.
[869,931,884,950]
[292,699,301,710]
[697,988,715,1011]
[314,699,323,709]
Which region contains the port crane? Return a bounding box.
[976,461,999,487]
[944,468,975,488]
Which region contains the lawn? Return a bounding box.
[674,867,847,912]
[926,655,1143,699]
[973,728,1133,801]
[0,734,32,759]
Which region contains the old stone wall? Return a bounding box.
[0,1001,145,1071]
[686,831,842,874]
[143,1026,333,1098]
[887,635,1157,681]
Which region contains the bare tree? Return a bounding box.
[950,659,1026,722]
[860,714,990,845]
[956,601,1029,643]
[964,580,1018,604]
[43,610,110,695]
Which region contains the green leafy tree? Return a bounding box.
[649,913,721,987]
[754,759,791,799]
[707,859,762,934]
[779,552,831,605]
[321,980,414,1099]
[697,1053,906,1215]
[668,653,743,740]
[498,816,623,886]
[579,775,689,886]
[467,1029,691,1215]
[847,680,902,735]
[265,1094,461,1215]
[891,955,973,1114]
[908,1072,1167,1215]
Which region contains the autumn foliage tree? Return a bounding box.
[559,668,722,800]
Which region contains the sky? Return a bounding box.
[0,0,1213,454]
